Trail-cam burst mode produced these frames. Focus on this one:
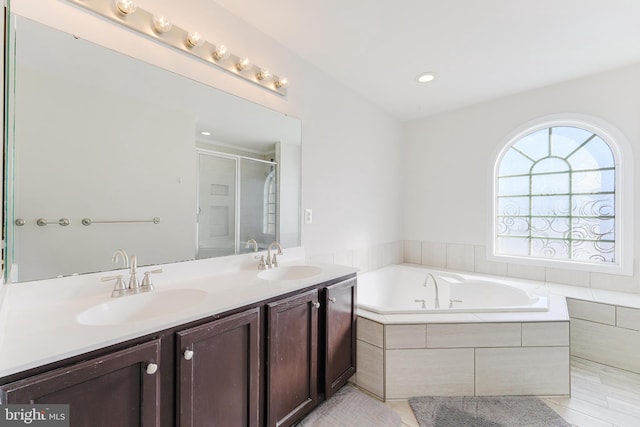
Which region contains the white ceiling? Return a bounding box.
[212,0,640,121]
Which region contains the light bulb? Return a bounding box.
[236,58,251,72]
[115,0,137,15]
[256,68,273,82]
[212,45,230,61]
[152,15,172,34]
[274,77,289,89]
[186,32,204,48]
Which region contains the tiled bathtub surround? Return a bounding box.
[567,298,640,374]
[309,240,640,294]
[403,240,640,294]
[309,239,639,380]
[307,241,404,273]
[353,317,570,400]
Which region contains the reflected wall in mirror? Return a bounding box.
[4,15,301,283]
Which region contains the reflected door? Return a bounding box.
[197,153,237,259]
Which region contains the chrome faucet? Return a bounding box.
[112,248,129,268]
[449,299,463,308]
[255,254,267,270]
[423,273,440,309]
[140,268,163,293]
[103,274,128,298]
[128,255,140,291]
[103,253,162,297]
[246,239,259,252]
[266,241,283,268]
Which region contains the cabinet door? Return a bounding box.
[177,307,260,427]
[324,277,357,398]
[0,339,161,427]
[266,288,319,427]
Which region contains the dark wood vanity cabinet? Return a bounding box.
[176,307,261,427]
[0,273,357,427]
[0,339,161,427]
[266,288,320,427]
[323,277,357,399]
[265,276,357,427]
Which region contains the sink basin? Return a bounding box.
[258,265,322,281]
[77,288,208,326]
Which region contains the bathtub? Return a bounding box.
[352,264,569,399]
[358,264,548,314]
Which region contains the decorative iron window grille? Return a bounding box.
[496,126,616,264]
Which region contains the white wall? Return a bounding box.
[404,63,640,292]
[278,142,301,249]
[10,0,405,269]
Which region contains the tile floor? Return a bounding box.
[385,357,640,427]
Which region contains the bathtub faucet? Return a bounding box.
[423,273,440,309]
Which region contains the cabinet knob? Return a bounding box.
[146,363,158,375]
[184,349,194,360]
[329,297,337,303]
[313,302,320,309]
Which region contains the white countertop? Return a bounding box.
[0,249,357,378]
[3,253,637,379]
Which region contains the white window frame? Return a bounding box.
[488,114,634,275]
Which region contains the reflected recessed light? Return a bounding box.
[416,72,436,83]
[201,131,211,136]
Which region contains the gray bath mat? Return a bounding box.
[409,396,570,427]
[296,385,401,426]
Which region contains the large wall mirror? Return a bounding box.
[4,15,301,283]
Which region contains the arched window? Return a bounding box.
[492,116,633,274]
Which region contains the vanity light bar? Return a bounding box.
[66,0,289,96]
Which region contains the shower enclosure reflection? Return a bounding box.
[197,150,278,258]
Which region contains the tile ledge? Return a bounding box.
[548,282,640,310]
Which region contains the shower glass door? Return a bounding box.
[197,153,237,259]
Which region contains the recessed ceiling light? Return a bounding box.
[201,131,211,136]
[416,72,436,83]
